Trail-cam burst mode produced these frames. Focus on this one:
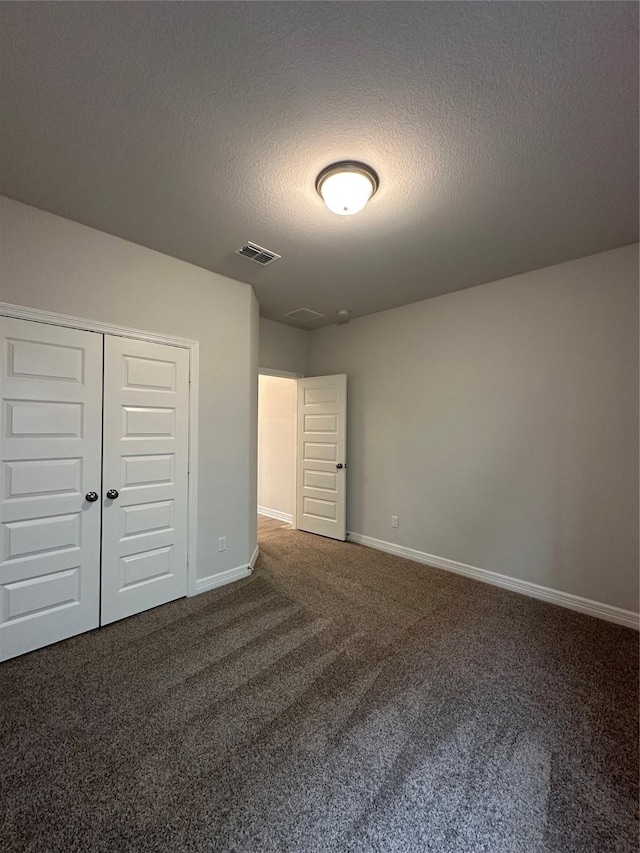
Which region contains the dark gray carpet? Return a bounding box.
[1,519,638,853]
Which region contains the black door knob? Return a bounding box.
[106,489,119,500]
[336,463,344,469]
[85,491,99,502]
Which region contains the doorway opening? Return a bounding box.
[257,369,348,544]
[257,372,298,531]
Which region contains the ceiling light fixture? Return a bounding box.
[316,161,379,216]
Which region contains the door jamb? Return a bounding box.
[258,367,302,530]
[0,302,200,597]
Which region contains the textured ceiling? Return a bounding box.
[1,2,637,328]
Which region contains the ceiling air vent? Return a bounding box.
[284,308,325,323]
[235,241,281,265]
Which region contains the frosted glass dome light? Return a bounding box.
[316,162,379,216]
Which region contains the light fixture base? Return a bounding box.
[315,161,380,197]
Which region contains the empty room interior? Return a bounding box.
[0,3,638,852]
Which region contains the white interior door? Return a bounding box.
[296,374,347,540]
[0,318,103,661]
[100,336,190,625]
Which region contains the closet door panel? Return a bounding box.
[0,318,103,661]
[101,336,189,625]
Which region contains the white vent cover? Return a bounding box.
[235,241,281,265]
[284,308,325,323]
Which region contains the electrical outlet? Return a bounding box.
[391,516,399,528]
[218,536,226,552]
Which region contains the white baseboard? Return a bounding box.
[195,564,252,594]
[347,532,640,631]
[258,506,293,524]
[249,544,260,569]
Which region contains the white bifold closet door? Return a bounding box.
[0,318,103,661]
[100,336,189,625]
[0,318,190,661]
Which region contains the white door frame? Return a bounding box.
[258,368,302,530]
[0,302,200,597]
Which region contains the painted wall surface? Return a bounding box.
[258,375,296,517]
[0,196,258,581]
[259,317,309,375]
[309,245,639,612]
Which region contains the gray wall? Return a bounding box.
[0,196,258,581]
[259,317,309,375]
[309,245,639,612]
